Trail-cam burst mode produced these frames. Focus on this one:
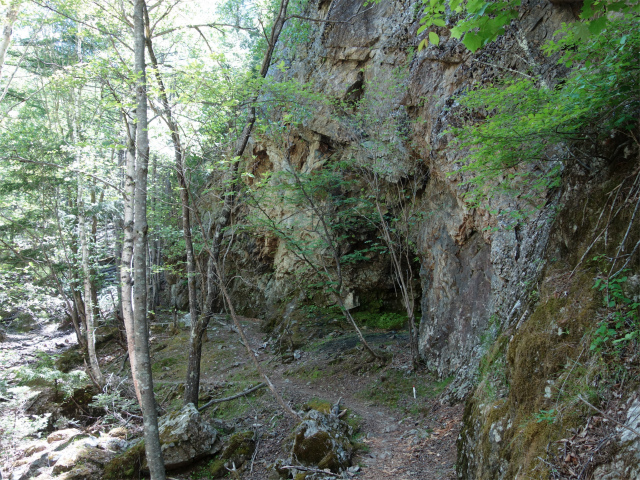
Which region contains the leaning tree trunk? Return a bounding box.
[181,0,292,406]
[132,1,166,478]
[142,14,200,405]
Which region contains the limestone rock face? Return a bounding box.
[234,0,573,399]
[158,403,220,469]
[283,409,353,473]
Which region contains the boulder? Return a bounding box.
[10,429,127,480]
[104,404,219,478]
[52,444,112,475]
[158,403,220,469]
[282,409,353,474]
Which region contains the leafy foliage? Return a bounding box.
[447,16,639,216]
[419,0,640,51]
[590,272,640,351]
[14,352,88,399]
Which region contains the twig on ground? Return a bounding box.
[577,395,640,438]
[198,383,266,412]
[279,465,340,477]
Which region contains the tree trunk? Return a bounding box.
[120,117,142,405]
[0,0,20,79]
[133,2,165,478]
[78,174,104,387]
[74,26,103,387]
[183,0,292,406]
[141,15,200,405]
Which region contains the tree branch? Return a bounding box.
[197,383,266,412]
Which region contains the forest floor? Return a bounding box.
[1,314,463,479]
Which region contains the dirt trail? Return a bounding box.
[232,320,463,480]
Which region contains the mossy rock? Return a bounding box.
[102,440,146,480]
[222,431,255,464]
[293,430,333,465]
[60,386,101,418]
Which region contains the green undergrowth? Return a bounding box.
[352,311,407,330]
[358,369,452,412]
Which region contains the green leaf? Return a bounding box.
[462,32,482,52]
[429,31,440,46]
[588,16,608,35]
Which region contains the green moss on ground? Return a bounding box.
[357,369,452,411]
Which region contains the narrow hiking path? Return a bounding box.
[228,318,463,479]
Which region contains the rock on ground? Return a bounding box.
[279,408,353,476]
[158,402,221,469]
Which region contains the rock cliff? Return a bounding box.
[243,0,576,394]
[176,0,639,477]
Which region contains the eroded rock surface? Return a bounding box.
[10,429,128,480]
[158,402,221,468]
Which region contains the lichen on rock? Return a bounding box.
[281,408,353,475]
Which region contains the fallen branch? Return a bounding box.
[279,465,340,477]
[198,383,267,412]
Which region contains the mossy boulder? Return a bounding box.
[221,431,255,466]
[103,439,146,479]
[104,403,220,478]
[283,409,353,473]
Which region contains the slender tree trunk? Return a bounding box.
[0,0,20,79]
[133,2,165,478]
[78,175,104,386]
[74,26,103,387]
[182,0,292,406]
[141,15,200,404]
[120,118,142,405]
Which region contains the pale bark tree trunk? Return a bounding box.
[74,26,103,387]
[133,1,165,478]
[0,0,20,80]
[120,117,142,406]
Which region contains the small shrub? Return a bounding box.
[14,352,87,400]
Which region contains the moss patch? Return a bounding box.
[293,430,333,465]
[303,398,332,414]
[102,440,146,480]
